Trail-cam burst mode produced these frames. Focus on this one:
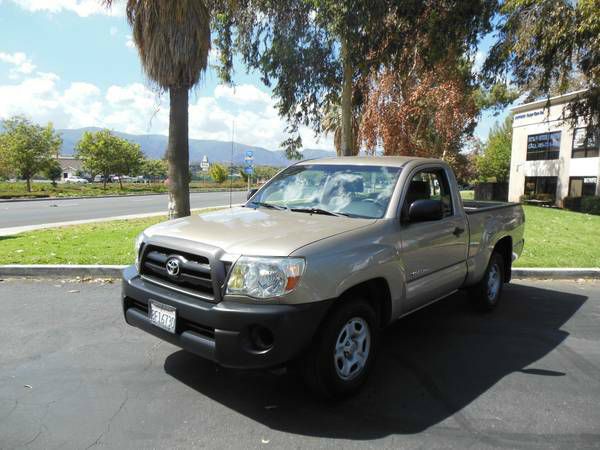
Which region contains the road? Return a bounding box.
[0,191,247,229]
[1,279,599,449]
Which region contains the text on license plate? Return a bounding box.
[149,300,176,334]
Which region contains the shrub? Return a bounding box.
[581,196,600,215]
[520,193,554,203]
[563,196,583,211]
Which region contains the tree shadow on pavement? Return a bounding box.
[164,283,587,440]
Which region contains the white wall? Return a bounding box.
[509,99,595,204]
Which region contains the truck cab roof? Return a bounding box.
[297,155,446,168]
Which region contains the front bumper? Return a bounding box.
[121,266,332,369]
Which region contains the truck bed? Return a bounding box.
[462,200,521,214]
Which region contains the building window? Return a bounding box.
[569,177,597,197]
[572,127,599,158]
[527,131,561,160]
[524,176,558,200]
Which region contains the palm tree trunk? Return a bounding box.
[340,38,353,157]
[167,86,191,219]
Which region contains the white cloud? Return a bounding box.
[472,50,486,73]
[214,84,272,105]
[0,51,36,78]
[125,35,135,49]
[189,84,330,150]
[0,54,332,152]
[0,72,61,121]
[8,0,124,17]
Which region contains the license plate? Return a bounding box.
[149,300,176,334]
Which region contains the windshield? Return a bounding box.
[249,164,401,219]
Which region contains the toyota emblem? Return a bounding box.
[166,257,181,277]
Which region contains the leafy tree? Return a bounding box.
[476,115,513,183]
[360,56,478,160]
[141,159,168,182]
[75,129,142,189]
[216,0,497,157]
[0,134,12,180]
[113,140,144,188]
[209,163,228,184]
[322,102,359,156]
[0,116,62,192]
[44,159,63,187]
[103,0,211,219]
[238,167,249,183]
[253,165,279,182]
[484,0,600,126]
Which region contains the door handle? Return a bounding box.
[453,227,465,237]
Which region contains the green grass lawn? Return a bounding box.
[460,190,474,200]
[0,181,248,199]
[0,208,220,265]
[1,205,599,267]
[514,205,600,268]
[0,216,166,265]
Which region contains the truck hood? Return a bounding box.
[144,206,376,256]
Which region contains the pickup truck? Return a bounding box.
[122,156,525,397]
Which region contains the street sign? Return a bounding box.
[244,166,253,175]
[200,155,210,172]
[245,150,254,159]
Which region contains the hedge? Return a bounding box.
[563,196,600,215]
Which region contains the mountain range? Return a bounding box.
[57,127,335,167]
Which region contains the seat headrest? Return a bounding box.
[407,180,430,199]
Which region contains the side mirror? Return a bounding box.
[247,188,258,200]
[407,199,444,223]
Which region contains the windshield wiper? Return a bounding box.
[291,207,348,217]
[250,201,287,210]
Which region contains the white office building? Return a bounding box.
[508,90,599,206]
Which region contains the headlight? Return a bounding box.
[134,233,145,269]
[226,256,305,299]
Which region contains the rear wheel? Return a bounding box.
[301,298,378,399]
[469,251,504,311]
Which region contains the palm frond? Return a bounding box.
[103,0,211,89]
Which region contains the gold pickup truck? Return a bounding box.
[122,156,525,397]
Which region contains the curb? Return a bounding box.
[511,268,600,279]
[0,188,247,203]
[0,265,127,278]
[1,266,598,280]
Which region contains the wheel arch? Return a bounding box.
[337,278,393,328]
[493,236,513,282]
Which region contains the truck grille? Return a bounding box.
[140,245,216,301]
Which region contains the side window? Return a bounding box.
[403,168,453,218]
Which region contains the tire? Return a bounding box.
[469,251,504,311]
[301,298,378,399]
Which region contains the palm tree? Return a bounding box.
[322,102,360,156]
[103,1,211,218]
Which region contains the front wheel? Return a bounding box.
[301,298,378,399]
[469,251,505,311]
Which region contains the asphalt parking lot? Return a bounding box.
[1,278,599,449]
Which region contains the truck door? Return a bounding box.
[398,166,468,312]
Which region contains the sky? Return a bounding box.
[0,0,511,153]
